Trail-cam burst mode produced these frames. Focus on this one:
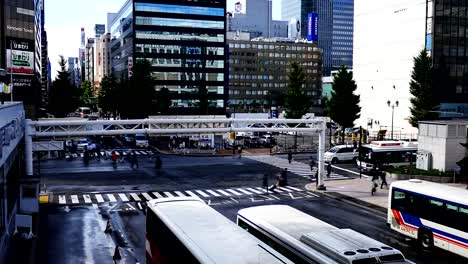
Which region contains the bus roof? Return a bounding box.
[147,197,293,264]
[391,180,468,207]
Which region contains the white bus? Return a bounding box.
[388,180,468,258]
[238,205,413,264]
[146,197,293,264]
[356,141,417,172]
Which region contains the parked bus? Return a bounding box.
[237,205,413,264]
[146,197,293,264]
[356,141,417,172]
[388,179,468,258]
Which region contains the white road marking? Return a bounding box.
[215,190,231,196]
[278,187,293,192]
[205,190,221,197]
[71,195,79,204]
[119,193,129,202]
[163,192,175,198]
[130,193,141,201]
[255,187,269,193]
[236,188,253,195]
[142,193,153,201]
[226,189,243,195]
[245,188,263,194]
[95,194,104,203]
[101,152,105,156]
[306,191,319,197]
[92,204,99,209]
[195,190,210,198]
[106,194,117,202]
[127,203,136,210]
[283,186,302,192]
[184,191,199,197]
[174,191,186,197]
[58,195,66,204]
[80,153,84,158]
[83,195,92,203]
[152,192,164,199]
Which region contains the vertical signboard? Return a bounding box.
[6,39,34,75]
[307,13,318,41]
[128,57,133,77]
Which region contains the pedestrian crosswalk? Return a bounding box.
[65,149,156,160]
[246,155,351,181]
[52,185,311,205]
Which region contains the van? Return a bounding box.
[135,134,149,148]
[77,107,91,118]
[324,145,358,164]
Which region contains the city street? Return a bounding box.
[36,154,465,264]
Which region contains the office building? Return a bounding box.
[85,38,95,84]
[95,24,105,38]
[40,0,48,107]
[68,57,80,86]
[228,0,288,39]
[228,38,323,112]
[107,13,117,33]
[111,0,227,114]
[94,33,111,85]
[281,0,354,75]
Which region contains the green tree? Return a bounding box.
[409,49,439,127]
[47,55,77,117]
[97,76,117,118]
[80,80,94,106]
[156,87,171,114]
[285,62,311,118]
[328,65,361,143]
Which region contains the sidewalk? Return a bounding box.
[306,177,466,212]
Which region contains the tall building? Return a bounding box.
[94,33,111,85]
[281,0,354,75]
[94,24,105,38]
[40,0,49,108]
[85,38,95,84]
[107,13,117,33]
[228,0,288,39]
[111,0,227,114]
[67,57,80,86]
[228,38,323,111]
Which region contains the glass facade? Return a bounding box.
[331,0,353,73]
[134,0,226,113]
[110,0,133,78]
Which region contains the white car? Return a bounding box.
[76,138,89,151]
[135,134,149,148]
[324,145,358,164]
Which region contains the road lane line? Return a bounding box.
[184,191,199,197]
[106,194,117,202]
[152,192,164,199]
[195,190,210,198]
[174,191,186,197]
[332,165,369,178]
[71,195,79,204]
[283,186,302,192]
[95,194,104,203]
[130,193,141,201]
[236,188,253,195]
[163,192,175,198]
[58,195,66,204]
[307,191,319,197]
[226,189,243,195]
[142,193,153,201]
[206,190,221,197]
[245,188,263,194]
[83,195,92,203]
[215,190,231,196]
[278,187,294,192]
[118,193,129,202]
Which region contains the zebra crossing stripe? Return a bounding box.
[255,187,268,193]
[152,192,164,199]
[147,151,154,155]
[278,187,293,192]
[174,191,186,197]
[101,152,105,156]
[58,195,66,204]
[236,188,252,195]
[142,193,153,201]
[206,190,221,197]
[284,186,302,192]
[95,194,104,203]
[163,192,175,198]
[71,195,79,204]
[130,193,141,201]
[106,194,117,202]
[83,195,92,203]
[245,188,263,194]
[119,193,129,202]
[195,190,210,198]
[72,154,78,158]
[226,189,242,196]
[215,190,231,196]
[184,191,199,197]
[80,153,84,158]
[92,204,99,209]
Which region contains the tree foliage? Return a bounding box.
[47,55,78,117]
[285,62,311,118]
[80,80,94,107]
[409,49,439,127]
[328,65,361,142]
[97,76,117,118]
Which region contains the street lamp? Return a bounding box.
[387,100,399,140]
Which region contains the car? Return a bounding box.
[75,138,89,151]
[259,135,275,146]
[135,134,149,148]
[244,136,260,148]
[324,145,358,164]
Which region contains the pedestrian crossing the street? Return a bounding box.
[51,185,316,205]
[246,155,351,181]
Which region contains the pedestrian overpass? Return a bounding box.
[18,116,329,235]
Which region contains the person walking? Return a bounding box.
[262,174,269,194]
[111,151,118,167]
[280,168,288,186]
[371,165,380,195]
[83,149,90,165]
[238,146,242,159]
[327,162,332,178]
[380,170,388,189]
[130,151,139,169]
[287,151,293,164]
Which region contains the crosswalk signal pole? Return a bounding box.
[317,121,326,190]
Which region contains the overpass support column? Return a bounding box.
[25,119,33,176]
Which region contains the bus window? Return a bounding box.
[460,207,468,232]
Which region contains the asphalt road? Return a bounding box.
[35,154,466,264]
